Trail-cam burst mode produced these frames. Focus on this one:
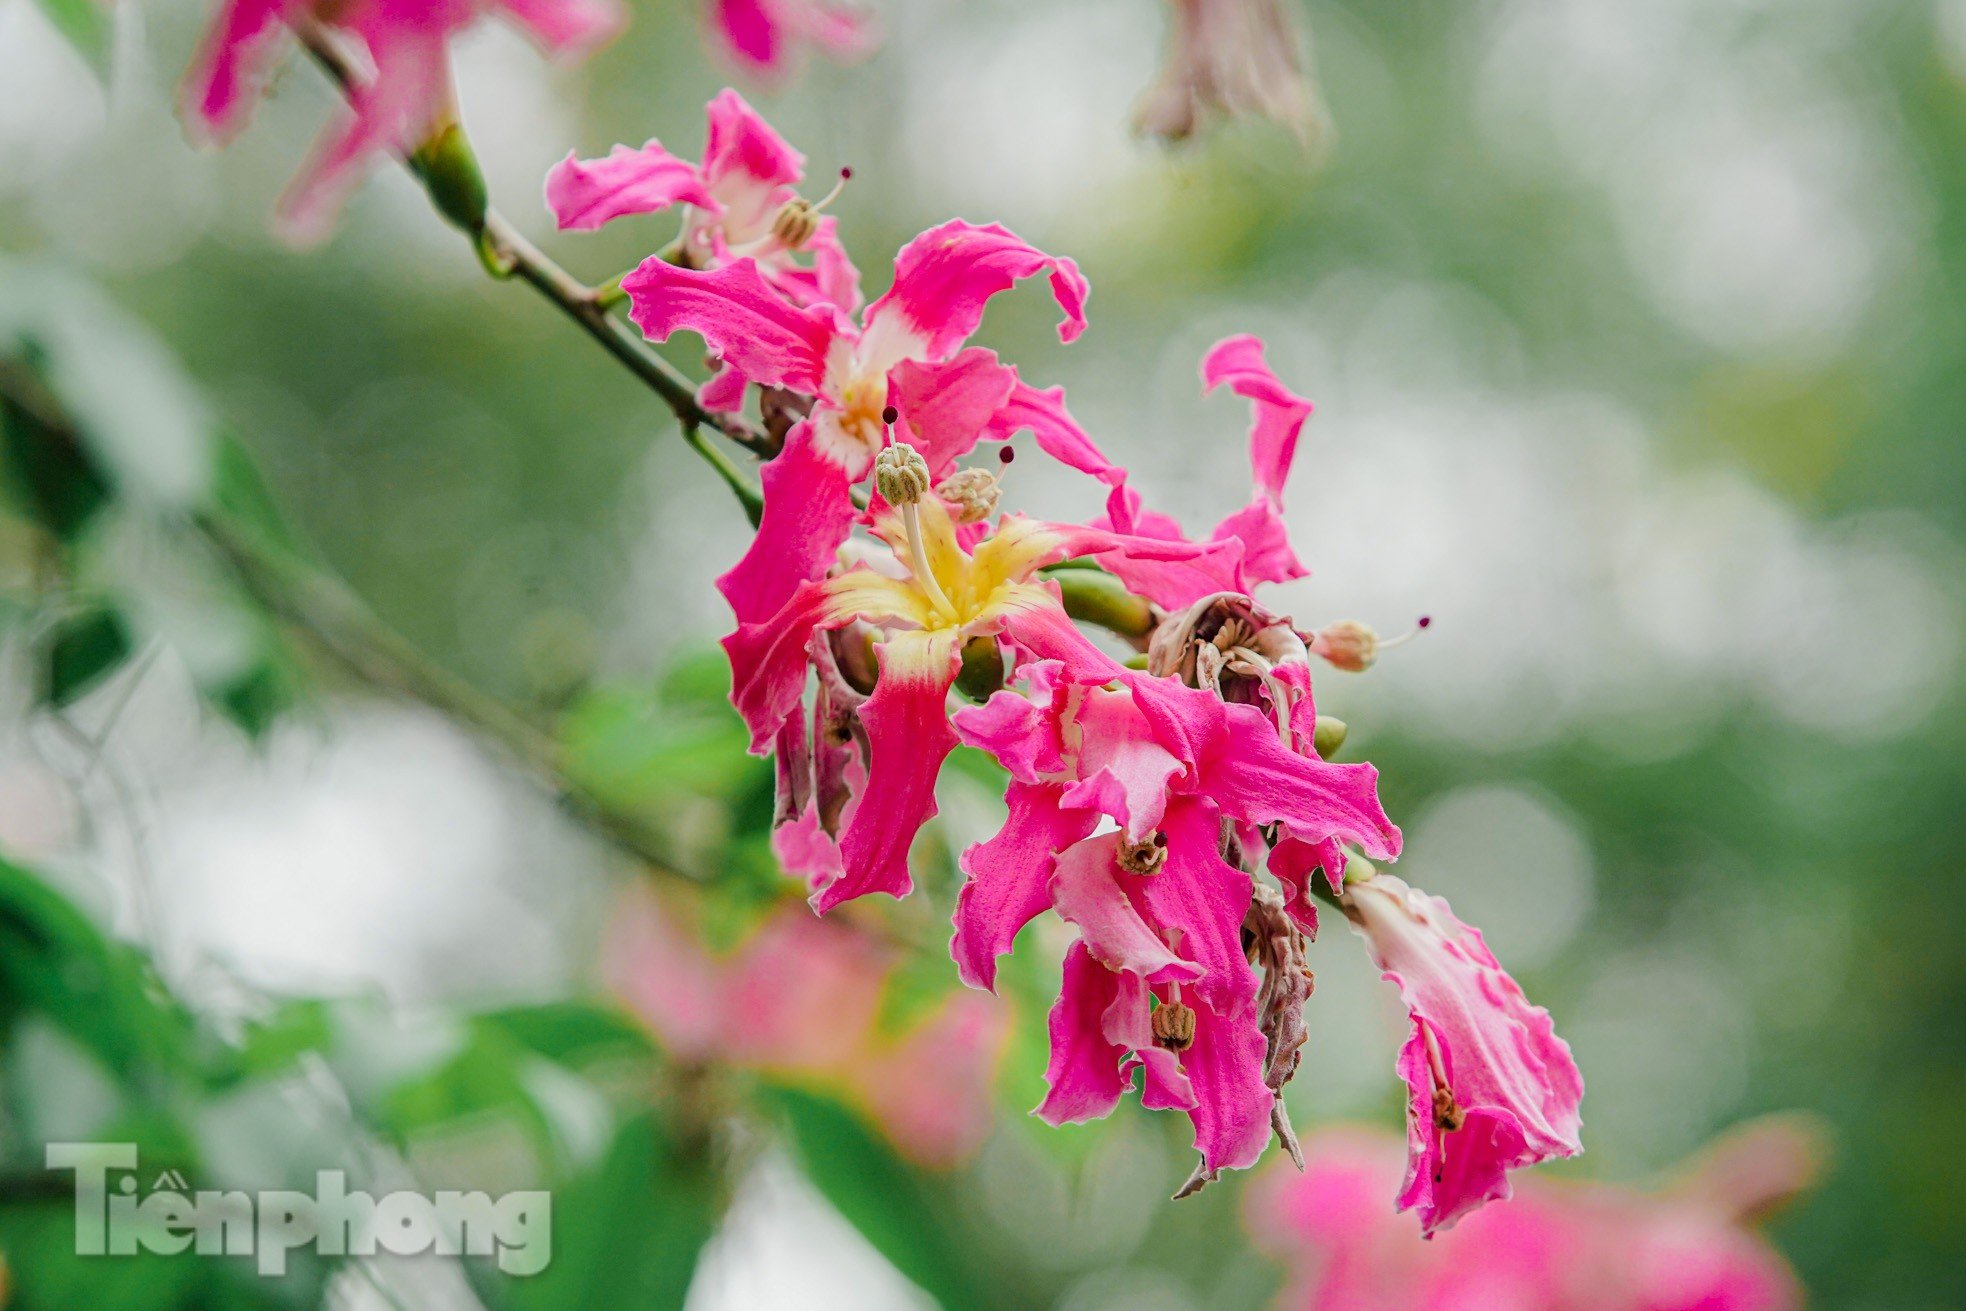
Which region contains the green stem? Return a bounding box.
[682,424,765,526]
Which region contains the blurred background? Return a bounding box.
[2,0,1964,1307]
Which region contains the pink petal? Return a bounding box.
[950,661,1073,782]
[890,349,1019,478]
[867,220,1090,363]
[708,0,788,70]
[275,18,454,246]
[183,0,294,141]
[1052,834,1204,986]
[1056,683,1182,840]
[717,420,857,628]
[781,0,878,62]
[772,802,846,896]
[722,578,833,752]
[545,140,717,231]
[818,631,960,913]
[497,0,625,54]
[997,593,1129,685]
[952,781,1097,992]
[697,358,752,412]
[1052,523,1247,613]
[1343,873,1584,1235]
[724,911,888,1069]
[1176,995,1274,1175]
[623,256,839,395]
[1201,333,1312,507]
[702,86,805,196]
[602,888,726,1061]
[985,380,1125,487]
[1211,497,1307,589]
[768,215,863,311]
[1140,796,1257,1017]
[1036,941,1131,1125]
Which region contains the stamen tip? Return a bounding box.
[1417,615,1432,629]
[999,446,1016,464]
[839,165,853,179]
[881,405,898,426]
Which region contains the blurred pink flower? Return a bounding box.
[1337,869,1585,1235]
[706,0,877,79]
[1249,1121,1820,1311]
[605,888,1007,1166]
[545,88,861,311]
[183,0,622,242]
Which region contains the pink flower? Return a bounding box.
[706,0,877,80]
[1093,334,1315,611]
[184,0,623,243]
[1337,869,1585,1235]
[624,219,1117,630]
[1249,1121,1817,1311]
[950,659,1398,1183]
[545,88,860,311]
[605,888,1007,1166]
[1133,0,1329,147]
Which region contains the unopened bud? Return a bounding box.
[1312,619,1378,672]
[410,119,488,235]
[1151,1000,1196,1051]
[935,467,1001,524]
[1117,832,1168,876]
[873,443,931,506]
[1312,715,1348,759]
[771,199,820,250]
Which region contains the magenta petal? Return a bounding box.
[1052,524,1246,613]
[1052,835,1204,986]
[702,86,806,191]
[772,802,846,896]
[769,215,863,311]
[623,257,838,394]
[1141,796,1257,1017]
[183,0,294,141]
[819,632,960,913]
[998,598,1127,685]
[867,220,1091,362]
[1344,873,1585,1235]
[1201,333,1313,506]
[717,421,856,628]
[950,664,1070,782]
[890,349,1018,478]
[1211,497,1307,589]
[708,0,787,70]
[545,140,716,231]
[986,380,1125,487]
[1178,996,1275,1175]
[952,781,1097,991]
[722,578,833,752]
[697,359,752,413]
[1058,685,1182,839]
[1036,941,1131,1125]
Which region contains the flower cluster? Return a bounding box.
[1249,1121,1821,1309]
[578,93,1585,1223]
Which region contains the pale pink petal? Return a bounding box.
[1343,872,1584,1235]
[545,140,717,231]
[1101,482,1188,541]
[1139,795,1257,1017]
[867,220,1091,362]
[716,420,856,629]
[183,0,295,141]
[996,594,1128,685]
[858,993,1006,1167]
[818,630,960,913]
[623,256,839,394]
[1052,523,1247,613]
[602,889,726,1061]
[952,781,1097,992]
[890,349,1019,478]
[1201,333,1312,506]
[984,380,1125,487]
[1052,834,1204,986]
[1057,685,1183,840]
[497,0,625,54]
[782,0,878,62]
[724,912,887,1069]
[1036,941,1131,1125]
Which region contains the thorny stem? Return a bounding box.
[295,33,773,493]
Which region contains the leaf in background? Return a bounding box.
[26,0,111,77]
[479,1109,725,1311]
[763,1085,1009,1311]
[0,348,114,541]
[42,603,131,706]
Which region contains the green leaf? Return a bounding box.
[28,0,111,78]
[479,1109,724,1311]
[763,1085,1004,1311]
[43,604,131,706]
[0,351,113,540]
